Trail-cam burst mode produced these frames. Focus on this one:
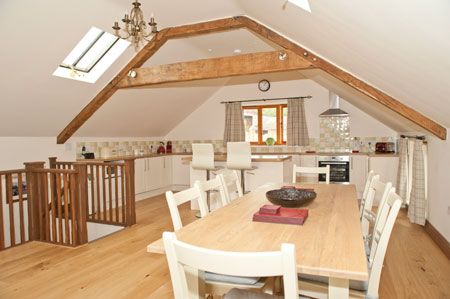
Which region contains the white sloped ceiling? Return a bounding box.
[0,0,448,138]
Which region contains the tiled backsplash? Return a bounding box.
[76,136,396,158]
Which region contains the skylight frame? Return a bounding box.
[287,0,311,13]
[53,27,130,83]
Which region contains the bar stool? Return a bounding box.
[192,143,222,216]
[226,142,256,194]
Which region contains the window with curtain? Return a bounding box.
[242,104,287,145]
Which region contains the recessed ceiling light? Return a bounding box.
[208,48,213,52]
[285,0,311,13]
[233,49,242,54]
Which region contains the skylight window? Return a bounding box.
[53,27,130,83]
[287,0,311,13]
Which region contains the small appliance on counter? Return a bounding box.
[157,142,166,154]
[81,146,95,159]
[166,141,172,153]
[375,142,395,153]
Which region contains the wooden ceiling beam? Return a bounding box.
[57,18,244,144]
[234,16,447,140]
[116,50,314,88]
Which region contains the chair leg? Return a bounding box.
[240,169,246,194]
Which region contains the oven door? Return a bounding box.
[318,161,350,183]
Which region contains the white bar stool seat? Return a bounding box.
[226,142,257,194]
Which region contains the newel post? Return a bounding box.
[73,162,88,245]
[24,162,45,241]
[49,157,57,169]
[124,158,136,226]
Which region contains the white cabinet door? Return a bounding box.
[369,157,399,205]
[134,158,146,194]
[300,155,317,167]
[172,155,190,186]
[148,157,163,190]
[162,156,173,187]
[296,155,318,183]
[350,156,368,198]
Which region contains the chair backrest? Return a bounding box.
[366,190,402,298]
[292,164,330,184]
[360,173,379,219]
[192,143,215,170]
[165,187,209,231]
[227,142,252,169]
[361,170,375,203]
[163,231,299,299]
[194,177,228,208]
[361,176,392,238]
[218,171,243,204]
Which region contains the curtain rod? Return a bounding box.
[400,134,426,140]
[220,96,312,104]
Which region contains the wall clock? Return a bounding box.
[258,79,270,92]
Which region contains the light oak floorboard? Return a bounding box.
[0,195,448,298]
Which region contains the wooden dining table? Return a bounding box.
[147,183,369,298]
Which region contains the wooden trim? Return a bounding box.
[234,16,447,140]
[424,220,450,260]
[243,104,286,145]
[116,50,313,88]
[165,18,244,39]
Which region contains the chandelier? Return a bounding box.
[112,1,158,49]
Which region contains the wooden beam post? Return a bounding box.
[124,158,136,226]
[73,163,88,245]
[116,50,314,88]
[234,16,447,140]
[24,162,45,241]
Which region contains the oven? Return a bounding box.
[318,156,350,183]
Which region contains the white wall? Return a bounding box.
[166,74,397,140]
[427,135,450,241]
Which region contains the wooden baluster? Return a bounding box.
[6,174,15,246]
[0,174,4,249]
[36,172,44,241]
[102,165,106,221]
[69,173,77,246]
[115,165,119,222]
[49,157,57,169]
[43,173,50,241]
[18,173,25,243]
[56,173,63,244]
[96,165,100,221]
[108,166,113,222]
[49,173,57,243]
[121,165,125,224]
[63,173,70,245]
[89,165,94,220]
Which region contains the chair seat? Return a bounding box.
[206,272,261,285]
[298,273,368,292]
[192,166,223,171]
[227,166,258,171]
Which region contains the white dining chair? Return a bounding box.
[218,171,243,204]
[194,177,228,210]
[298,189,403,299]
[165,187,209,231]
[165,185,266,296]
[361,176,392,241]
[163,231,299,299]
[292,164,330,184]
[359,170,376,218]
[226,142,257,194]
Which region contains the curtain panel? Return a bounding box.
[408,139,427,225]
[287,98,309,146]
[396,138,409,203]
[223,102,245,143]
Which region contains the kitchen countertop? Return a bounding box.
[77,151,397,162]
[181,155,292,162]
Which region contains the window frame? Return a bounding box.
[243,104,287,145]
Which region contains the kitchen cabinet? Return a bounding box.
[297,155,318,183]
[350,156,369,198]
[134,156,173,195]
[171,155,190,188]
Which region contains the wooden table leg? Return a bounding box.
[185,266,205,298]
[328,277,349,299]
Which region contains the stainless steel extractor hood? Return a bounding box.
[319,92,349,117]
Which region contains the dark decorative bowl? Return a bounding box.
[265,189,317,207]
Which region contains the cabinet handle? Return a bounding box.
[164,158,166,168]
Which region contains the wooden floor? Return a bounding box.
[0,194,449,299]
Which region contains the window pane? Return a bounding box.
[283,107,288,142]
[262,108,277,143]
[244,109,258,142]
